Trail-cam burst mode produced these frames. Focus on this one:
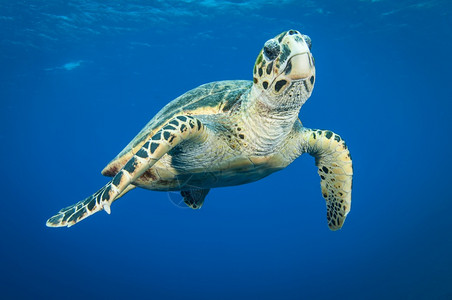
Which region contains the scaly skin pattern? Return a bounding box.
[47,116,209,227]
[300,128,353,230]
[47,30,354,230]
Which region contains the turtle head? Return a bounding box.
[253,30,315,104]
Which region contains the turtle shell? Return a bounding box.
[101,80,252,177]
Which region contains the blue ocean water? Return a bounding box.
[1,1,451,299]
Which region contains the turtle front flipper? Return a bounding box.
[300,128,353,230]
[46,184,136,227]
[47,115,209,228]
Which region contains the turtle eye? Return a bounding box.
[303,35,312,50]
[263,39,280,61]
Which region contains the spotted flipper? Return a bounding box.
[181,188,210,209]
[301,128,353,230]
[46,184,136,227]
[46,115,208,227]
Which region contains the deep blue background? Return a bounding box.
[1,1,451,299]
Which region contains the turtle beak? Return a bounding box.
[279,31,315,81]
[285,52,314,80]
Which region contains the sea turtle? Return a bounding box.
[47,30,353,230]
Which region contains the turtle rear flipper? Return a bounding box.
[301,128,353,230]
[181,188,210,209]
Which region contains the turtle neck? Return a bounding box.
[236,80,310,155]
